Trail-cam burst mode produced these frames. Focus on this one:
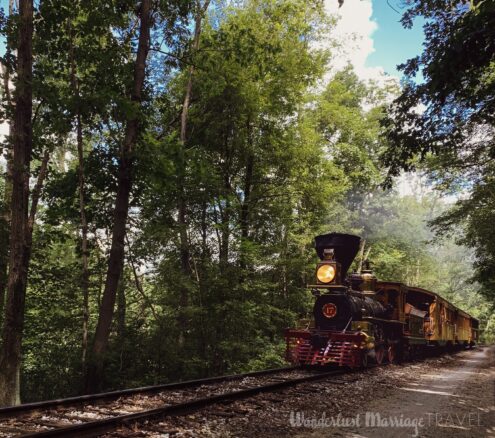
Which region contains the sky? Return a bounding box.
[367,0,425,77]
[324,0,425,82]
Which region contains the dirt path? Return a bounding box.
[298,346,494,438]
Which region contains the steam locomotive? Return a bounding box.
[285,233,479,367]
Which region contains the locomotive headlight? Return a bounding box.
[316,264,336,283]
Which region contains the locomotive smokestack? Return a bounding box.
[314,233,361,279]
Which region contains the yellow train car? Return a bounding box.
[393,285,478,348]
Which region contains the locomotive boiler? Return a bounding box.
[285,232,479,368]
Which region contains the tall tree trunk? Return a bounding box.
[85,0,151,393]
[239,156,253,244]
[280,225,288,302]
[28,151,50,240]
[219,185,230,269]
[177,0,210,346]
[218,131,231,272]
[239,118,254,279]
[0,0,33,407]
[0,0,17,329]
[200,199,208,258]
[116,279,126,374]
[69,24,90,373]
[76,113,89,371]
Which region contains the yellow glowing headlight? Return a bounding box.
[316,264,336,283]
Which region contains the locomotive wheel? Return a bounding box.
[375,346,385,365]
[361,352,368,368]
[387,345,397,364]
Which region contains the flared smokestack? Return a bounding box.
[314,233,361,278]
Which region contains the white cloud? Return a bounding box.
[323,0,394,84]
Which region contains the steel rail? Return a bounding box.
[0,366,299,419]
[18,368,351,437]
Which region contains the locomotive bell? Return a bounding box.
[349,270,377,295]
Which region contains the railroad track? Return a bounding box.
[0,365,358,438]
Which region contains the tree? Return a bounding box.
[312,67,393,217]
[71,28,90,372]
[0,0,34,407]
[176,0,211,346]
[134,0,343,377]
[382,0,495,302]
[0,0,16,330]
[85,0,152,393]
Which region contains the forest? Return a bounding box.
[0,0,493,406]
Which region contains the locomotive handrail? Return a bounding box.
[363,316,406,324]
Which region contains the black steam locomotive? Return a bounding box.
[285,233,478,367]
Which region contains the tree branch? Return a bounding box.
[28,149,49,234]
[125,235,160,321]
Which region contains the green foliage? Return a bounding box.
[383,1,495,178]
[0,0,491,403]
[23,226,86,400]
[314,68,384,192]
[430,175,495,304]
[381,1,495,304]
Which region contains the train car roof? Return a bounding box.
[376,281,478,322]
